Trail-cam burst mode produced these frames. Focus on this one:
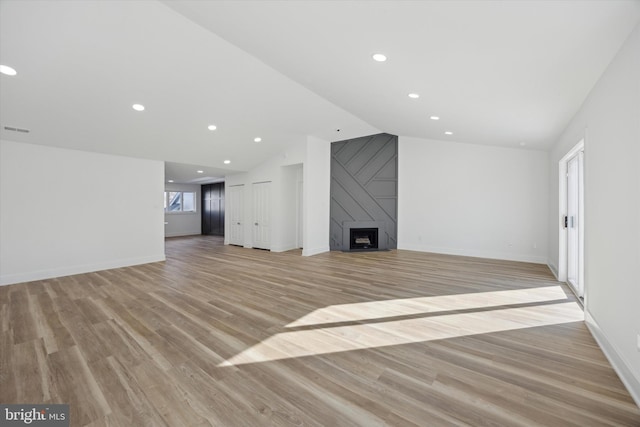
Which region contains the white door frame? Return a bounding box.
[296,178,304,249]
[558,138,584,289]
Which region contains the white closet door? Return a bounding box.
[228,185,244,246]
[252,182,271,250]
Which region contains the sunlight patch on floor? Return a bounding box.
[218,300,584,366]
[286,286,568,328]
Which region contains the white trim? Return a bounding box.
[164,211,199,216]
[585,310,640,407]
[547,262,559,280]
[164,190,197,213]
[271,244,298,253]
[164,231,201,238]
[577,150,585,296]
[302,246,330,257]
[296,178,304,249]
[0,254,166,286]
[558,138,585,283]
[399,244,547,264]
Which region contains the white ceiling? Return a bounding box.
[164,162,229,186]
[0,0,378,182]
[2,1,639,183]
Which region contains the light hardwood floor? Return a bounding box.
[1,236,639,426]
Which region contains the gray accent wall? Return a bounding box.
[330,133,398,250]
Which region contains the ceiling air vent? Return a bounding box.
[4,126,30,133]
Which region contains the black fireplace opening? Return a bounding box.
[350,228,378,251]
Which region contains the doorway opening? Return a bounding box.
[558,139,584,301]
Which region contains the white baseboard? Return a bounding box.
[164,231,201,238]
[271,244,299,253]
[398,244,547,264]
[547,262,559,280]
[0,254,166,286]
[585,310,640,407]
[302,246,330,257]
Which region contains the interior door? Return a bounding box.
[228,185,244,246]
[202,185,212,235]
[201,183,225,236]
[213,184,225,235]
[252,182,271,250]
[567,151,584,297]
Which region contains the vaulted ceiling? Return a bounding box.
[1,0,639,182]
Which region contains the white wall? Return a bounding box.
[164,183,201,237]
[398,136,548,263]
[548,23,640,403]
[0,140,165,285]
[302,136,331,256]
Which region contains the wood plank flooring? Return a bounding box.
[1,236,639,426]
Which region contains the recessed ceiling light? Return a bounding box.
[197,170,204,174]
[168,180,174,183]
[223,160,231,164]
[208,125,217,131]
[0,65,17,76]
[444,131,453,135]
[430,116,440,120]
[408,93,420,99]
[132,104,145,111]
[254,137,262,142]
[372,53,387,62]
